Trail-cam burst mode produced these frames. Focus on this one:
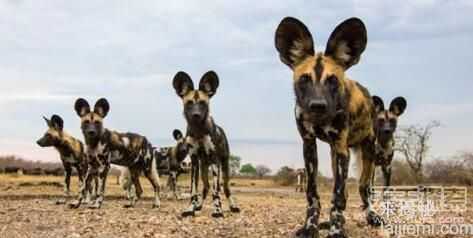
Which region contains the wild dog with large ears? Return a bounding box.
[36,114,95,204]
[276,17,381,237]
[173,71,240,218]
[371,96,407,187]
[69,98,161,209]
[157,129,190,199]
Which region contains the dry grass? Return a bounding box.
[0,174,472,237]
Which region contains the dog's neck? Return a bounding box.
[187,116,215,139]
[54,131,83,158]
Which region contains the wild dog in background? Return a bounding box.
[371,96,407,187]
[156,129,190,199]
[173,71,240,218]
[295,168,307,192]
[37,115,97,204]
[121,129,190,200]
[275,17,382,237]
[69,98,161,209]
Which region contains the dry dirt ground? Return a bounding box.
[0,174,472,238]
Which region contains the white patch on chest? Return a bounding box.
[322,125,338,135]
[303,121,315,135]
[87,142,106,157]
[202,135,215,154]
[187,135,216,156]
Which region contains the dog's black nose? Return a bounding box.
[309,100,327,113]
[382,128,393,134]
[86,130,97,137]
[192,113,201,120]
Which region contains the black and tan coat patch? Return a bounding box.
[275,17,382,237]
[371,96,407,187]
[36,115,94,204]
[68,98,161,209]
[173,71,240,218]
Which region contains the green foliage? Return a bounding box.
[239,163,256,176]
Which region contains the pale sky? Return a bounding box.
[1,0,472,176]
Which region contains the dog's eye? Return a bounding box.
[377,118,385,124]
[83,119,90,124]
[299,75,311,84]
[389,118,396,125]
[326,75,338,91]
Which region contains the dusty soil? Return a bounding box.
[0,175,471,238]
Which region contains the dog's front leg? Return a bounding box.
[296,138,320,238]
[68,166,94,209]
[326,139,350,238]
[182,154,200,217]
[89,163,109,209]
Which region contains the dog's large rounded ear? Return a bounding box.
[389,97,407,116]
[50,114,64,131]
[74,98,90,117]
[372,96,385,113]
[199,71,219,97]
[325,17,367,69]
[275,17,315,69]
[173,71,194,98]
[43,116,52,127]
[94,98,110,118]
[173,129,183,141]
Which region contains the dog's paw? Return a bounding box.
[181,209,195,217]
[230,205,240,213]
[295,226,319,238]
[67,201,80,209]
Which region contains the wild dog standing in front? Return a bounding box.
[69,98,161,209]
[371,96,407,187]
[36,115,97,204]
[121,129,190,200]
[275,17,382,237]
[173,71,240,218]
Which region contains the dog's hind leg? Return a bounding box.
[222,155,239,213]
[144,155,161,209]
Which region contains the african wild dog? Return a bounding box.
[36,114,97,204]
[295,168,307,192]
[371,96,407,187]
[68,98,161,209]
[275,17,383,237]
[173,71,240,218]
[156,129,190,199]
[121,129,190,200]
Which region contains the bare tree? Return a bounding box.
[255,165,271,178]
[395,120,440,183]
